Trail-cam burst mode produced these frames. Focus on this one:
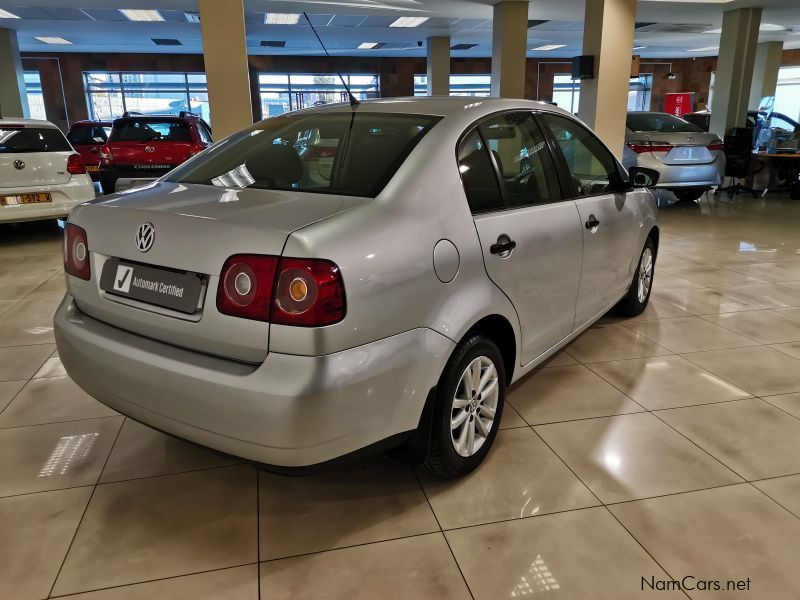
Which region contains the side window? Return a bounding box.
[542,114,621,197]
[477,112,560,208]
[197,122,212,144]
[457,129,504,213]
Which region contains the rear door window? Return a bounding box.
[0,127,71,153]
[457,129,504,213]
[113,120,192,143]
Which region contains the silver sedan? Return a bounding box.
[623,111,725,202]
[55,97,659,477]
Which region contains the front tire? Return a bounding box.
[424,335,505,478]
[614,237,656,317]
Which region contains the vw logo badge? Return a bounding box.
[145,146,155,153]
[686,136,695,142]
[13,160,25,170]
[135,222,155,253]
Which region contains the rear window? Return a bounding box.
[0,126,71,154]
[165,112,441,198]
[626,113,702,133]
[112,119,193,143]
[67,125,110,146]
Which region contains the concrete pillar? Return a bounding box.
[0,28,30,119]
[576,0,636,158]
[749,41,783,110]
[198,0,253,138]
[709,7,761,137]
[490,1,529,98]
[426,36,450,96]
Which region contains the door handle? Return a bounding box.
[490,236,517,256]
[585,215,600,230]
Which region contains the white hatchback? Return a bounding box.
[0,118,95,223]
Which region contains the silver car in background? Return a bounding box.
[55,97,659,477]
[623,111,725,202]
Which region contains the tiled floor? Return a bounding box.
[3,195,800,599]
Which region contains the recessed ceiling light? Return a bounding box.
[358,42,381,49]
[119,9,164,22]
[35,36,72,44]
[389,16,428,28]
[0,8,20,18]
[265,13,300,25]
[703,27,722,34]
[532,44,566,51]
[633,45,647,50]
[759,23,784,31]
[688,46,719,52]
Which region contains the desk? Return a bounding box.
[752,152,800,198]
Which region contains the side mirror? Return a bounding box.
[628,167,660,189]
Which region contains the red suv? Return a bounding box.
[66,120,112,180]
[99,112,212,194]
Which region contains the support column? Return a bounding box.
[577,0,636,158]
[749,41,783,110]
[426,36,450,96]
[0,28,29,118]
[198,0,253,138]
[709,7,761,137]
[490,1,529,98]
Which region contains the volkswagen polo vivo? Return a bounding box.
[55,98,659,477]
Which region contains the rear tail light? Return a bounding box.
[66,153,86,175]
[626,141,673,154]
[217,255,346,326]
[99,145,113,166]
[64,223,91,280]
[707,141,725,151]
[189,143,206,157]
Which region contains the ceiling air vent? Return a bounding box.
[528,20,549,28]
[152,38,182,46]
[260,40,286,47]
[451,43,478,50]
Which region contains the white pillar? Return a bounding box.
[490,1,529,98]
[0,28,30,118]
[709,7,761,137]
[426,36,450,96]
[577,0,636,158]
[198,0,253,138]
[749,41,783,110]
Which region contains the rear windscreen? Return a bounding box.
[0,127,71,154]
[112,120,192,143]
[165,112,441,198]
[626,113,702,133]
[67,125,110,146]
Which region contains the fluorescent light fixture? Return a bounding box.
[265,13,300,25]
[119,9,164,21]
[632,45,646,50]
[389,16,429,28]
[703,27,722,34]
[532,44,566,51]
[358,42,380,49]
[35,36,72,44]
[760,23,784,31]
[0,8,20,18]
[688,46,719,52]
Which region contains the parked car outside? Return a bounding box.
[55,97,659,477]
[0,118,94,223]
[66,120,112,181]
[99,112,212,194]
[623,111,725,202]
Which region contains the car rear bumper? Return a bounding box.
[0,177,95,223]
[54,295,454,467]
[627,153,725,188]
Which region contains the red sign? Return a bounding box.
[664,93,694,117]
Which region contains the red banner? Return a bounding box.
[664,93,694,117]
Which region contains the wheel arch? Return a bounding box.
[460,314,517,385]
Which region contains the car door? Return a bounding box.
[540,113,642,327]
[458,111,583,366]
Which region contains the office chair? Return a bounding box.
[716,127,763,199]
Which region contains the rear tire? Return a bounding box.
[424,335,505,478]
[673,187,708,202]
[614,237,656,317]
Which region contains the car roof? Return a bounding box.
[0,117,60,128]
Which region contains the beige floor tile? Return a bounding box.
[726,261,800,283]
[259,457,437,560]
[652,287,763,315]
[53,465,257,596]
[539,349,578,366]
[783,280,800,292]
[658,399,800,480]
[0,294,62,347]
[654,251,712,270]
[702,309,800,344]
[29,274,66,297]
[0,416,123,497]
[419,428,598,529]
[651,271,704,290]
[774,306,800,322]
[536,412,742,503]
[0,380,24,413]
[447,506,683,600]
[0,376,118,427]
[610,485,800,599]
[0,487,93,600]
[508,364,643,425]
[694,249,765,266]
[0,299,18,317]
[499,403,527,428]
[664,267,767,287]
[566,324,671,363]
[260,533,471,600]
[587,355,751,410]
[55,565,259,600]
[712,282,800,308]
[100,419,239,483]
[624,316,758,353]
[682,346,800,396]
[752,475,800,518]
[761,392,800,419]
[0,281,50,301]
[0,343,56,381]
[32,353,67,378]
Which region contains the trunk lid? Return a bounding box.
[108,140,192,167]
[638,132,721,166]
[0,151,73,188]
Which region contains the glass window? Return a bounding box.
[414,74,491,97]
[774,67,800,122]
[477,112,560,208]
[166,112,439,198]
[457,129,503,213]
[626,113,702,133]
[257,73,380,117]
[0,126,71,154]
[24,71,47,120]
[113,119,192,143]
[552,74,652,114]
[542,114,621,197]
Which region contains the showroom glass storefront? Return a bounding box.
[258,74,380,117]
[552,74,653,113]
[413,74,492,96]
[24,71,48,120]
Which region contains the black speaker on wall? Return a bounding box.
[571,55,595,80]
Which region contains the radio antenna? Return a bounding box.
[303,12,359,108]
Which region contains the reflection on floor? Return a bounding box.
[2,193,800,599]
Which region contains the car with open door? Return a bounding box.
[55,98,658,477]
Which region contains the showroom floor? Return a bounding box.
[3,194,800,599]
